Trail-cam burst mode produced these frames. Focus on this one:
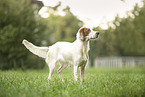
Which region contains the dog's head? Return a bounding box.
[77,27,99,41]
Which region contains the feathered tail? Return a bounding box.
[22,39,49,58]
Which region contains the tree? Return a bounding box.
[112,3,145,56]
[90,1,145,66]
[42,6,83,44]
[0,0,46,70]
[55,6,83,42]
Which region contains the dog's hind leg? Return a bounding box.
[57,65,67,81]
[48,61,56,83]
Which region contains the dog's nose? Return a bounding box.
[96,31,99,35]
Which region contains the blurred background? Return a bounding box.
[0,0,145,70]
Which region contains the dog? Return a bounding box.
[22,27,99,82]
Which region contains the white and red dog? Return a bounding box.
[22,27,99,82]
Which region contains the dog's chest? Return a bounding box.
[81,46,89,61]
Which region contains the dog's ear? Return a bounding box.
[78,27,85,41]
[78,27,91,41]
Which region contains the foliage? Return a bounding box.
[0,68,145,97]
[93,1,145,57]
[43,6,83,44]
[0,0,46,70]
[112,4,145,56]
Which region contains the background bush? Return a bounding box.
[0,0,46,70]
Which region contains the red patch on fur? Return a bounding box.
[78,27,91,41]
[79,27,91,37]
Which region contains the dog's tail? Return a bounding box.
[22,39,49,58]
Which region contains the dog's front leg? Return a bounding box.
[79,64,86,83]
[74,65,78,81]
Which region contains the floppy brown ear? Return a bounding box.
[78,27,85,41]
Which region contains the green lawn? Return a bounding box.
[0,67,145,97]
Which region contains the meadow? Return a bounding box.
[0,67,145,97]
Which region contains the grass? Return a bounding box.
[0,67,145,97]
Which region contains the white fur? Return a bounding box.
[22,40,49,58]
[22,27,99,83]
